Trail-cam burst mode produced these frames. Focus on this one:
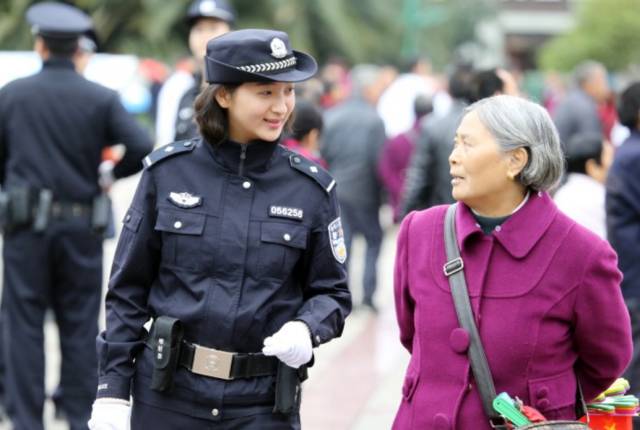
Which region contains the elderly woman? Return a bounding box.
[393,95,632,430]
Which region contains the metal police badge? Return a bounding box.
[168,192,202,209]
[328,217,347,264]
[270,37,287,59]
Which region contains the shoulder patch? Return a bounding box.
[143,139,197,169]
[288,154,335,194]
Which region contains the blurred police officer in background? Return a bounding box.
[155,0,235,145]
[0,3,153,430]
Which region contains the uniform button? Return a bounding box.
[242,181,251,189]
[174,221,183,229]
[449,328,470,354]
[536,387,549,399]
[283,233,291,242]
[211,408,219,417]
[293,156,301,163]
[433,413,451,430]
[184,141,193,147]
[125,214,131,222]
[495,225,502,232]
[315,335,321,344]
[164,145,174,152]
[309,166,318,173]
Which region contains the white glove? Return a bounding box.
[88,398,131,430]
[262,321,313,368]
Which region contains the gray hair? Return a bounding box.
[465,95,564,191]
[573,60,605,88]
[349,64,382,97]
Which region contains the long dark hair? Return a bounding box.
[194,84,238,145]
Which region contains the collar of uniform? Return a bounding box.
[456,191,556,258]
[207,138,279,174]
[43,57,75,70]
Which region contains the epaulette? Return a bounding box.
[288,153,336,194]
[143,139,197,169]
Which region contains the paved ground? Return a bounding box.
[0,174,409,429]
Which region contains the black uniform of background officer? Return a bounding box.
[0,3,152,430]
[89,29,351,429]
[155,0,235,145]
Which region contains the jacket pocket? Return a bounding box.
[155,209,206,270]
[259,221,308,278]
[402,366,420,402]
[527,370,577,420]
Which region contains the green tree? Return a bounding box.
[538,0,640,71]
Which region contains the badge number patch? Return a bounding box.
[269,205,303,221]
[328,217,347,264]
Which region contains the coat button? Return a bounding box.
[242,181,251,189]
[174,221,182,229]
[283,233,291,241]
[536,398,550,410]
[536,386,549,399]
[433,413,451,430]
[494,225,502,232]
[309,166,318,173]
[184,140,193,147]
[293,156,301,163]
[315,335,321,344]
[164,145,174,152]
[125,214,131,222]
[449,328,470,354]
[211,408,219,417]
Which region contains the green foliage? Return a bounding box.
[0,0,487,69]
[538,0,640,72]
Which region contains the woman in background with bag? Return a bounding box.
[392,95,632,429]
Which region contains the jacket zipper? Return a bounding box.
[238,144,247,177]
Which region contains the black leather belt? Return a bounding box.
[178,341,278,381]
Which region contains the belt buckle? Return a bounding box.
[191,345,234,380]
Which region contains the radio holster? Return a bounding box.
[148,316,184,393]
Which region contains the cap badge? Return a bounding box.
[199,0,217,14]
[270,38,288,59]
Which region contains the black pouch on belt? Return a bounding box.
[149,316,184,393]
[91,193,111,234]
[273,362,308,414]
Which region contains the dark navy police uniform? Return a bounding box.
[0,3,152,430]
[97,138,351,427]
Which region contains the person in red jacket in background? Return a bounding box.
[282,100,327,168]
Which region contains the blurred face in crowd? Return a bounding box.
[216,82,296,144]
[587,141,614,184]
[584,67,610,103]
[189,17,231,63]
[496,68,520,97]
[450,111,528,216]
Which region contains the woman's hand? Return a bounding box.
[88,398,131,430]
[262,321,313,368]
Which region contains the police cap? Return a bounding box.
[204,29,317,84]
[26,2,93,39]
[186,0,236,26]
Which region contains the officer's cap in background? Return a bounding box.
[26,2,93,39]
[187,0,236,26]
[205,29,317,84]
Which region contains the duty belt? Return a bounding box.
[178,341,279,381]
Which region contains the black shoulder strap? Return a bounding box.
[443,204,502,424]
[288,153,335,194]
[143,139,197,169]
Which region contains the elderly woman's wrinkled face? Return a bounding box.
[449,111,514,205]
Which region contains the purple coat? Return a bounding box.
[393,192,632,430]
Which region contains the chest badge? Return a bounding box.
[269,205,303,221]
[328,217,347,264]
[168,192,202,209]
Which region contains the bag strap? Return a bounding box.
[443,204,588,426]
[443,204,504,424]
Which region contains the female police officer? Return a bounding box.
[89,29,352,429]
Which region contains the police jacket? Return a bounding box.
[0,57,152,200]
[96,137,351,421]
[606,130,640,298]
